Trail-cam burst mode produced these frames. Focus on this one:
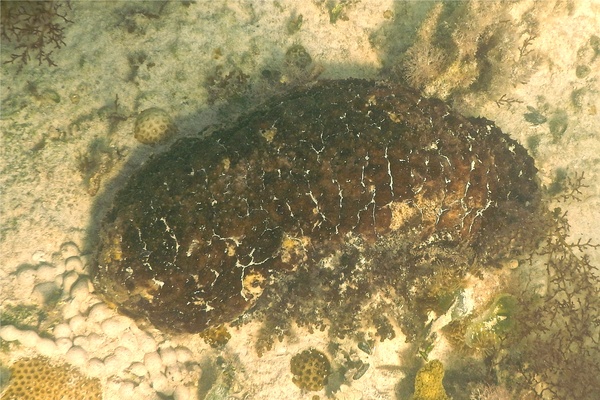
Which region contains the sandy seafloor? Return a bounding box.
[0,1,599,399]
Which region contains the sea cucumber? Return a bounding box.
[93,79,541,334]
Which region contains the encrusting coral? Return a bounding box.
[1,356,102,400]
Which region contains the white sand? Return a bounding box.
[1,1,599,399]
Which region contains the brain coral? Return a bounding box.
[290,348,331,391]
[1,356,102,400]
[93,79,542,334]
[133,107,177,145]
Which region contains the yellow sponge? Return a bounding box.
[411,360,450,400]
[1,356,102,400]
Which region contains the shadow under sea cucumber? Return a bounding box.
[92,79,542,334]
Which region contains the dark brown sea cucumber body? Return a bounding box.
[93,79,540,333]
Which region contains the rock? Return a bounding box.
[0,325,20,342]
[65,345,88,367]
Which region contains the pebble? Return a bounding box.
[73,335,89,348]
[114,346,133,362]
[120,331,138,350]
[88,302,113,322]
[101,315,131,338]
[0,325,20,342]
[53,274,64,288]
[70,276,92,300]
[60,242,81,258]
[335,384,363,400]
[166,365,183,382]
[144,351,164,376]
[20,329,40,348]
[173,385,192,400]
[32,250,46,263]
[137,332,158,353]
[53,259,66,276]
[53,323,72,339]
[159,346,177,366]
[87,332,105,352]
[103,355,121,375]
[32,282,59,304]
[36,337,58,356]
[151,373,173,396]
[16,268,36,289]
[118,381,136,397]
[129,361,148,377]
[69,315,87,335]
[35,264,58,282]
[78,297,96,315]
[105,379,123,398]
[175,346,194,364]
[62,299,81,320]
[65,256,85,274]
[65,345,88,367]
[55,337,73,354]
[62,270,79,293]
[79,254,91,274]
[135,381,155,399]
[87,358,105,377]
